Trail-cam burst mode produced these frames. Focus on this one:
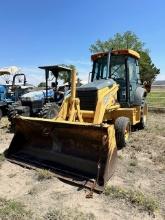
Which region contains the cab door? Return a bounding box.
[127,57,139,105]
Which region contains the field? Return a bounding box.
[0,112,165,220]
[147,86,165,107]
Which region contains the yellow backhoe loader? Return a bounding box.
[5,49,149,192]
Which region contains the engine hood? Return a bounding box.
[77,79,116,91]
[21,89,54,101]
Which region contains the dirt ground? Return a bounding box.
[0,113,165,220]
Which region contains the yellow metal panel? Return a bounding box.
[93,84,119,124]
[112,49,140,59]
[104,107,141,125]
[81,110,95,119]
[91,49,140,61]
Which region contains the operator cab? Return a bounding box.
[91,49,141,107]
[39,65,71,104]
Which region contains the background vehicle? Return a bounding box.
[8,65,71,124]
[0,68,33,120]
[6,49,149,192]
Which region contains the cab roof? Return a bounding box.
[38,65,72,72]
[91,49,140,61]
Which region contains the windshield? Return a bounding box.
[110,56,126,80]
[92,55,126,81]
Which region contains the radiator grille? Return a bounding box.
[77,90,97,110]
[21,100,43,110]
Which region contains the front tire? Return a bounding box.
[115,117,131,150]
[39,102,59,119]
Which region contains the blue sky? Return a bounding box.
[0,0,165,85]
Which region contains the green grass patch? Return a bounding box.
[104,186,158,214]
[36,169,54,181]
[147,91,165,107]
[0,154,5,163]
[44,207,96,220]
[0,198,32,219]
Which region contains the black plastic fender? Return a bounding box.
[134,87,147,106]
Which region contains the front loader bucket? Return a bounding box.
[5,117,117,191]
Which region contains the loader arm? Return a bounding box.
[93,84,119,124]
[57,81,120,124]
[56,69,83,122]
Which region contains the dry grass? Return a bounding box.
[36,169,54,181]
[7,173,17,178]
[146,113,165,136]
[104,186,159,215]
[0,154,5,168]
[0,117,9,129]
[0,198,32,220]
[0,153,5,162]
[28,186,39,195]
[152,154,165,165]
[0,113,164,220]
[129,160,138,167]
[44,207,96,220]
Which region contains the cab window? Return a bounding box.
[128,57,138,81]
[110,56,126,80]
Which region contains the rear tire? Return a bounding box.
[137,99,147,129]
[39,102,59,119]
[7,103,20,132]
[115,117,131,150]
[8,104,19,123]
